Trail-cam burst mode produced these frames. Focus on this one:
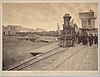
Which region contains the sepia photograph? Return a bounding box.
[2,2,98,72]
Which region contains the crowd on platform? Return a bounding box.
[58,31,98,47]
[76,32,98,46]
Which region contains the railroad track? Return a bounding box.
[41,44,87,70]
[52,45,87,70]
[8,46,68,70]
[8,44,87,71]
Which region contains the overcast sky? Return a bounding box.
[2,3,98,31]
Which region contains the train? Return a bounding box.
[58,14,76,47]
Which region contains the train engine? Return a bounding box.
[58,14,75,47]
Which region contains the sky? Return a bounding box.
[2,3,98,31]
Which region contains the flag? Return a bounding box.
[57,22,61,35]
[74,23,79,33]
[70,19,74,27]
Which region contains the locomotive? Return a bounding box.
[58,14,76,47]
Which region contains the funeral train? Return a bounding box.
[58,14,76,47]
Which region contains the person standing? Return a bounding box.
[77,32,81,44]
[94,34,98,45]
[81,34,85,45]
[85,33,88,45]
[88,34,94,46]
[81,33,88,45]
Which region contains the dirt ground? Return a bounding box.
[2,35,51,70]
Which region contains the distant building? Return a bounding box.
[2,25,8,35]
[79,10,98,35]
[35,28,46,32]
[3,25,17,35]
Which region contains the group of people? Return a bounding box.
[58,31,98,47]
[76,32,98,46]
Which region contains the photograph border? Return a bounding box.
[0,0,100,76]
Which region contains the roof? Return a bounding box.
[79,11,96,19]
[79,28,98,30]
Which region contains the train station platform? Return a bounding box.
[55,45,98,70]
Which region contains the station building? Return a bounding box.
[79,10,98,35]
